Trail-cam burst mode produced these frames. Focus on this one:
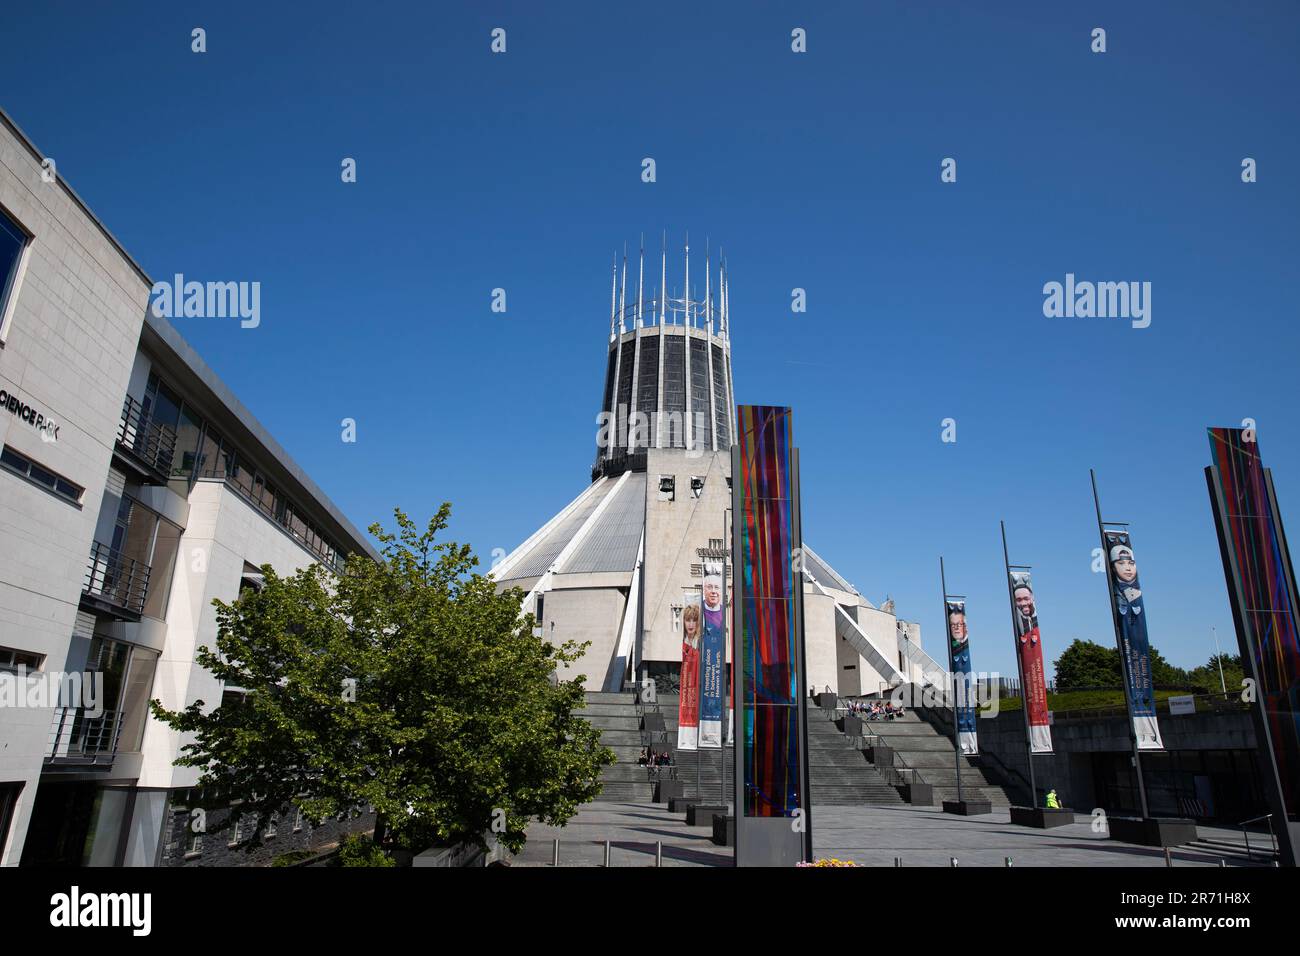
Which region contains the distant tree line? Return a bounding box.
[1052,638,1244,694]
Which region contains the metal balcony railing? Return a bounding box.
[116,394,177,477]
[47,707,123,765]
[83,540,151,618]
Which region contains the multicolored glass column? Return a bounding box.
[1206,426,1300,866]
[732,405,811,865]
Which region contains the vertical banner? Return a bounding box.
[1207,427,1300,842]
[677,592,702,751]
[700,564,726,748]
[1009,571,1053,753]
[1100,531,1164,751]
[734,405,804,820]
[944,600,978,755]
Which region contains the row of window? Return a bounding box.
[0,445,84,503]
[0,645,44,673]
[184,805,369,857]
[141,372,345,571]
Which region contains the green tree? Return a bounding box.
[1053,638,1121,689]
[151,505,614,862]
[1187,653,1245,695]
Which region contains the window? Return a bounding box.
[0,646,44,673]
[658,475,675,501]
[0,445,83,503]
[0,205,32,343]
[690,476,704,498]
[0,783,23,862]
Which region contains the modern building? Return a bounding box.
[493,240,939,697]
[0,108,378,867]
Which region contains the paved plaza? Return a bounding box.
[511,802,1266,867]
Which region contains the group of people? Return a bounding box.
[847,699,906,721]
[636,747,672,767]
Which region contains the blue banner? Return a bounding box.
[700,564,726,748]
[1103,530,1164,750]
[945,599,978,755]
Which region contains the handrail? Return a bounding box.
[84,540,151,616]
[1237,813,1277,860]
[116,394,177,475]
[828,696,925,788]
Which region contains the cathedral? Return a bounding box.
[492,237,940,696]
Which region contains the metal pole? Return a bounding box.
[1212,626,1227,696]
[552,838,559,867]
[1001,521,1038,806]
[1091,470,1151,820]
[940,557,962,805]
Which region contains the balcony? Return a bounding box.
[46,707,122,768]
[114,394,176,483]
[81,541,150,621]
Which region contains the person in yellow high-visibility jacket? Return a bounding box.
[1045,789,1060,809]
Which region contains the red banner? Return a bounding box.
[677,593,702,750]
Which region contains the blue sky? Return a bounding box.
[4,1,1298,679]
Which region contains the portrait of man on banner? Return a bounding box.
[1010,570,1053,754]
[699,563,726,748]
[945,599,978,755]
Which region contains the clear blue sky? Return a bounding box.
[4,1,1298,680]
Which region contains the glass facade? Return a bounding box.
[689,337,711,450]
[143,371,346,571]
[636,336,659,446]
[711,343,730,447]
[662,336,686,448]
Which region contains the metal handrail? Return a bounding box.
[116,394,177,475]
[828,695,924,787]
[1238,813,1277,860]
[84,540,151,616]
[47,706,123,762]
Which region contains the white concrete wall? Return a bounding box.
[640,448,731,664]
[540,586,628,689]
[0,119,151,866]
[137,481,324,791]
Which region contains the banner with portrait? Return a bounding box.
[1102,531,1164,751]
[700,564,726,748]
[1009,571,1053,753]
[944,599,978,755]
[677,592,702,751]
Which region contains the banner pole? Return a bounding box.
[1001,521,1037,806]
[940,556,962,805]
[1091,470,1150,820]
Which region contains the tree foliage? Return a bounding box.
[150,505,614,860]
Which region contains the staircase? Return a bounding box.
[864,709,1015,807]
[1184,835,1281,866]
[579,691,901,807]
[805,710,905,805]
[581,691,656,802]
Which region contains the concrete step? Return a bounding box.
[580,703,643,717]
[931,787,1013,807]
[584,691,637,705]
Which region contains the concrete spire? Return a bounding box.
[618,244,627,335]
[609,253,618,342]
[636,234,645,328]
[684,233,691,327]
[659,231,667,326]
[705,239,713,336]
